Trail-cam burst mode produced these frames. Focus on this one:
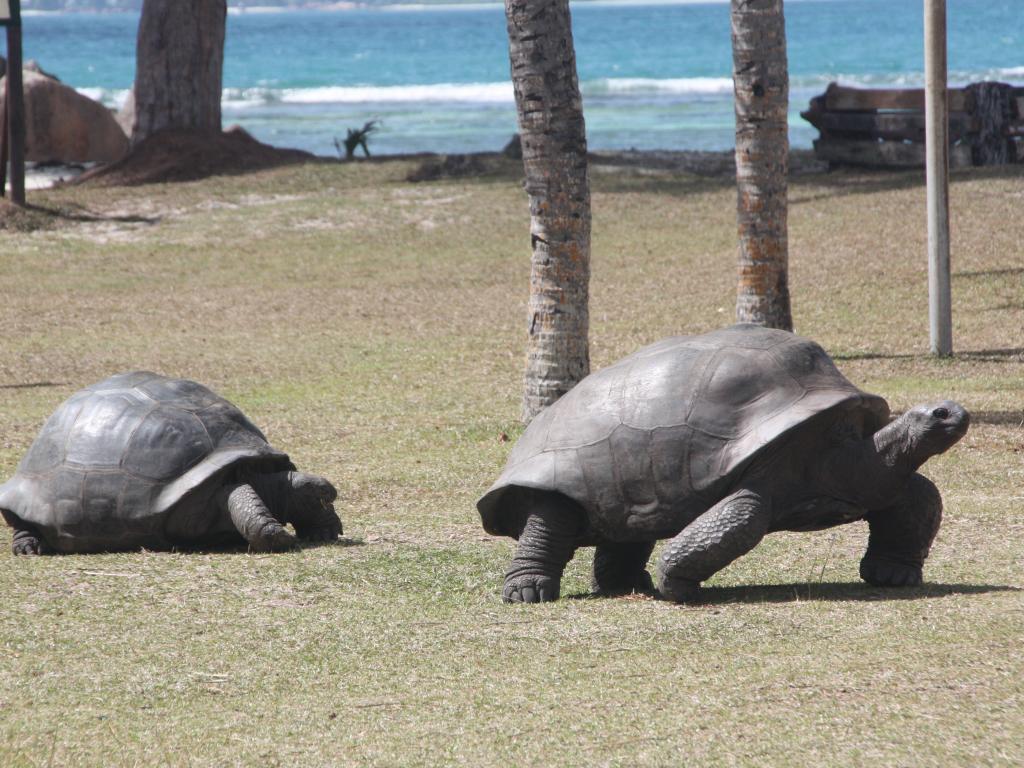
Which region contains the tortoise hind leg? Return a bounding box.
[1,510,50,555]
[219,483,296,553]
[592,541,655,596]
[503,495,581,604]
[860,473,941,587]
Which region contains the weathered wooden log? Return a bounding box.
[808,110,971,143]
[965,81,1015,165]
[813,138,972,169]
[804,82,1024,169]
[823,82,969,113]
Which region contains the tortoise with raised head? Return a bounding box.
[0,371,341,554]
[478,325,969,603]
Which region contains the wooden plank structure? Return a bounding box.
[802,81,1024,169]
[0,0,25,205]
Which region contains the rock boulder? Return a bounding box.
[0,69,128,164]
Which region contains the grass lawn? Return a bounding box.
[0,157,1022,766]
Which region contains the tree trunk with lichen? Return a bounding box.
[131,0,226,146]
[506,0,591,423]
[732,0,792,330]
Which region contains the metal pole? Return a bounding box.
[6,2,25,206]
[925,0,951,356]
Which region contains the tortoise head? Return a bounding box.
[878,400,970,472]
[285,471,341,534]
[287,471,337,508]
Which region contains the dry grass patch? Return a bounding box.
[0,159,1022,766]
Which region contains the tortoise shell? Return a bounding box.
[478,325,890,541]
[0,372,293,552]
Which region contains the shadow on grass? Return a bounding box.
[689,581,1019,605]
[954,267,1024,279]
[0,380,66,389]
[587,161,1022,202]
[589,164,925,200]
[0,201,160,232]
[172,536,366,554]
[565,581,1020,604]
[41,202,160,226]
[790,163,1023,206]
[789,170,924,205]
[833,347,1023,363]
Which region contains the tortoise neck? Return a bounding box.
[871,412,924,476]
[242,470,293,523]
[825,424,915,509]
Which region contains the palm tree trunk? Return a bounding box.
[131,0,226,146]
[731,0,793,330]
[505,0,591,422]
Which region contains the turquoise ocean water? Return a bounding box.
[13,0,1024,156]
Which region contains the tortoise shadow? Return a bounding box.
[566,581,1019,604]
[696,581,1021,604]
[172,535,366,554]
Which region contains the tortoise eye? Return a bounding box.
[931,407,950,420]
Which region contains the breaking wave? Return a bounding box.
[77,66,1024,112]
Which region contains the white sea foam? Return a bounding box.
[74,87,132,109]
[383,0,727,9]
[221,77,742,107]
[993,65,1024,78]
[589,77,733,95]
[278,82,514,104]
[80,68,1024,115]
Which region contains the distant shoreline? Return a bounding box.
[19,147,829,193]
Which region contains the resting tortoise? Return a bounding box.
[0,371,341,554]
[478,325,969,603]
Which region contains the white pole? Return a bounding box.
[925,0,952,356]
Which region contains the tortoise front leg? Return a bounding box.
[656,490,770,603]
[592,541,656,596]
[2,510,50,555]
[860,473,942,587]
[219,483,296,553]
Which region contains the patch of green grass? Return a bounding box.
[0,160,1022,766]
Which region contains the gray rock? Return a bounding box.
[479,324,970,603]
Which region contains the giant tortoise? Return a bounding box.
[0,371,341,554]
[478,325,970,603]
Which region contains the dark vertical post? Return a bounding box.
[6,0,25,206]
[966,81,1013,166]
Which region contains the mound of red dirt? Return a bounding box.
[74,126,318,187]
